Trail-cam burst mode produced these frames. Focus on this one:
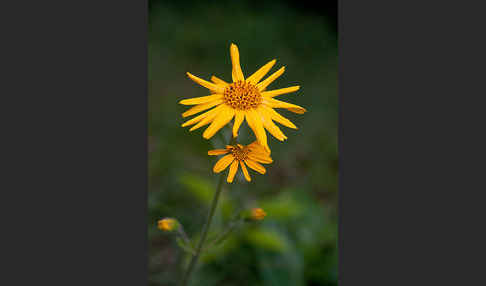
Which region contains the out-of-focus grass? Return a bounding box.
[149,1,337,285]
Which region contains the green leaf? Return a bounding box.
[245,229,289,252]
[199,236,239,263]
[258,248,304,286]
[178,173,214,204]
[259,193,304,220]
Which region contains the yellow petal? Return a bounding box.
[232,110,244,138]
[213,154,235,173]
[287,107,305,114]
[230,43,244,82]
[247,153,273,164]
[247,141,272,156]
[261,86,300,98]
[244,159,266,174]
[257,106,287,141]
[208,149,230,156]
[227,160,239,183]
[248,141,270,155]
[246,59,276,85]
[260,105,297,129]
[181,109,212,127]
[187,72,225,93]
[182,99,223,118]
[202,105,235,139]
[245,109,269,153]
[179,94,223,105]
[188,105,224,131]
[211,75,229,86]
[240,161,251,182]
[256,66,285,91]
[264,98,307,114]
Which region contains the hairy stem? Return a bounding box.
[208,219,242,248]
[180,136,235,286]
[180,173,224,286]
[181,158,233,286]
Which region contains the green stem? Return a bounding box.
[180,162,226,286]
[208,219,242,248]
[180,134,236,286]
[178,226,191,245]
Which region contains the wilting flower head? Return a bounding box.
[157,218,178,232]
[208,141,273,183]
[180,43,306,152]
[250,208,267,220]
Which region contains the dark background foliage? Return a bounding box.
[148,1,337,285]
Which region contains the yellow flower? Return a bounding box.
[157,218,178,232]
[208,141,273,183]
[250,208,267,220]
[180,43,306,152]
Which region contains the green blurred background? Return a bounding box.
[149,1,338,285]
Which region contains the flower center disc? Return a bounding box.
[230,144,250,161]
[224,81,262,110]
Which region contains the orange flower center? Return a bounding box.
[224,81,262,110]
[229,144,250,161]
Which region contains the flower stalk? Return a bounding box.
[180,136,233,286]
[207,219,243,248]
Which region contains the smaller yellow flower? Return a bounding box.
[250,208,267,220]
[208,141,273,183]
[158,218,178,232]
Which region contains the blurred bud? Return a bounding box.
[157,218,179,232]
[241,208,267,221]
[250,208,267,220]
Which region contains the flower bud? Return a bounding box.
[250,208,266,220]
[157,218,179,232]
[241,208,266,222]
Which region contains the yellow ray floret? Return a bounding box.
[230,43,244,82]
[182,99,223,118]
[256,66,285,91]
[179,94,223,105]
[261,86,300,98]
[263,97,307,114]
[246,59,276,85]
[202,105,235,139]
[180,43,306,152]
[208,141,273,183]
[186,72,225,94]
[211,75,229,86]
